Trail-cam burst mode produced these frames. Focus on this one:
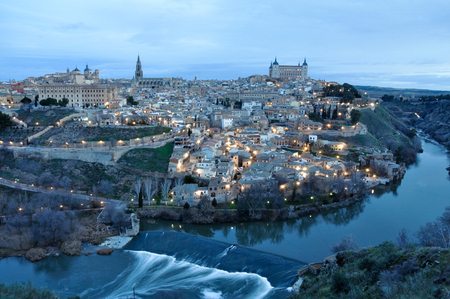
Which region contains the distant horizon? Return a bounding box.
[2,59,450,94]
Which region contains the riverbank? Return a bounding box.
[137,193,368,224]
[0,211,118,262]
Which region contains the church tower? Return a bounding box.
[302,58,308,81]
[272,57,280,79]
[135,55,143,80]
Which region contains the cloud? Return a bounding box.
[1,0,449,91]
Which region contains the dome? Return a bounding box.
[273,57,279,65]
[73,67,80,72]
[84,64,90,71]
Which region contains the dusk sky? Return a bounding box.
[1,0,449,90]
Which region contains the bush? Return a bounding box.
[0,282,58,299]
[211,198,217,207]
[183,202,190,209]
[332,235,360,253]
[331,272,351,294]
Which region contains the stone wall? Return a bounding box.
[58,113,87,126]
[27,126,54,142]
[11,147,127,165]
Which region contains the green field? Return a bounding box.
[118,142,174,172]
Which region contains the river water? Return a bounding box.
[0,140,449,298]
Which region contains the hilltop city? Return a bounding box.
[0,56,407,209]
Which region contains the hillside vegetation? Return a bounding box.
[0,143,173,199]
[117,142,174,172]
[384,100,450,148]
[294,243,450,299]
[16,108,75,126]
[359,105,414,150]
[294,205,450,299]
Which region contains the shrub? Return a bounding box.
[331,272,351,294]
[332,235,360,253]
[0,282,58,299]
[183,202,190,210]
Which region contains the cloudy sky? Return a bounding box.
[1,0,449,90]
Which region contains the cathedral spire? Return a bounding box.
[135,55,143,79]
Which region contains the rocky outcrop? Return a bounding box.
[96,248,114,255]
[25,248,47,262]
[60,240,82,256]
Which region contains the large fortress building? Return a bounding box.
[132,56,182,89]
[269,57,308,81]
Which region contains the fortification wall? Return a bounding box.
[11,147,125,165]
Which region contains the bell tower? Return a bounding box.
[135,55,143,80]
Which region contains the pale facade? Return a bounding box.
[269,57,308,81]
[38,84,118,107]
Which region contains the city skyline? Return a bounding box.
[1,0,449,90]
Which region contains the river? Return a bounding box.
[0,140,449,298]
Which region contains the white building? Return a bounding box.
[38,84,118,107]
[221,118,233,129]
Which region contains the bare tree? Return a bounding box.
[332,235,360,253]
[348,171,365,194]
[143,179,157,204]
[160,178,172,203]
[237,184,266,219]
[0,194,7,215]
[97,180,113,197]
[37,172,55,188]
[198,195,214,213]
[133,180,142,199]
[301,175,320,196]
[31,210,74,246]
[397,228,410,249]
[173,178,183,206]
[184,184,197,205]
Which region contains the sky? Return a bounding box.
[1,0,450,90]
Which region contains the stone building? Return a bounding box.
[269,57,308,81]
[132,56,183,89]
[38,84,118,107]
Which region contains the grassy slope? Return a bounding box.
[117,142,174,172]
[357,106,412,150]
[294,242,450,299]
[16,109,75,126]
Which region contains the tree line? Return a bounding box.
[322,83,361,103]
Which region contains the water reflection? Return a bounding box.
[235,222,285,246]
[33,255,73,276]
[141,181,408,248]
[141,169,420,258]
